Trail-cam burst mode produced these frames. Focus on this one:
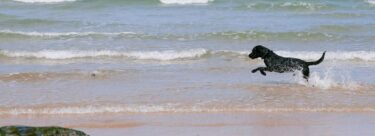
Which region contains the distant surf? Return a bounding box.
[0,49,208,60]
[0,30,137,37]
[0,30,345,41]
[244,1,332,11]
[1,49,375,62]
[12,0,77,3]
[366,0,375,5]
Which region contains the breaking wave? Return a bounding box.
[241,1,335,11]
[366,0,375,5]
[220,50,375,62]
[204,31,340,41]
[0,49,208,60]
[0,30,344,41]
[240,1,375,11]
[275,50,375,61]
[0,49,375,62]
[0,30,137,38]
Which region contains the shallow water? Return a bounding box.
[0,0,374,116]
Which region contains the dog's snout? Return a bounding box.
[249,53,255,59]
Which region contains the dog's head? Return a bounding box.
[249,45,271,59]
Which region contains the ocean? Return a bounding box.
[0,0,375,135]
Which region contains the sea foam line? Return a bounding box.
[0,49,375,61]
[229,50,375,61]
[0,49,208,60]
[276,51,375,61]
[0,30,136,37]
[0,30,341,41]
[366,0,375,5]
[245,1,330,11]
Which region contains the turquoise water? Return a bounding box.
[0,0,374,115]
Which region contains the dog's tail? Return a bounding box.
[307,51,326,66]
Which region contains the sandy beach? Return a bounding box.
[1,112,375,135]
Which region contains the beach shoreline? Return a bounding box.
[1,112,375,136]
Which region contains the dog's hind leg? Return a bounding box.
[302,67,310,81]
[259,69,266,76]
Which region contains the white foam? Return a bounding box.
[0,30,136,37]
[218,50,375,61]
[276,51,375,61]
[1,49,375,62]
[12,0,76,3]
[281,2,322,10]
[0,49,208,60]
[160,0,213,5]
[366,0,375,5]
[246,2,326,11]
[294,67,359,90]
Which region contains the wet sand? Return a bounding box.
[1,112,375,136]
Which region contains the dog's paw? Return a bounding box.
[251,69,257,73]
[260,70,266,76]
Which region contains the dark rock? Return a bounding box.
[0,126,89,136]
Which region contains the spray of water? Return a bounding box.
[294,66,359,90]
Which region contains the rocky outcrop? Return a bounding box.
[0,126,89,136]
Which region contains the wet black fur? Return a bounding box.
[249,45,326,80]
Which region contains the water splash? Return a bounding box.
[295,67,359,90]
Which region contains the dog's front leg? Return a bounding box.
[251,67,268,76]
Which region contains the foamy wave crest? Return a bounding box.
[12,0,76,3]
[366,0,375,5]
[160,0,213,5]
[0,30,136,37]
[215,50,375,62]
[1,49,374,61]
[275,51,375,61]
[0,48,375,61]
[1,105,374,115]
[0,49,208,60]
[205,31,339,41]
[0,30,340,41]
[245,2,332,11]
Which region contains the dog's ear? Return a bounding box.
[255,45,269,58]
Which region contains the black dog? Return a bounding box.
[249,45,326,80]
